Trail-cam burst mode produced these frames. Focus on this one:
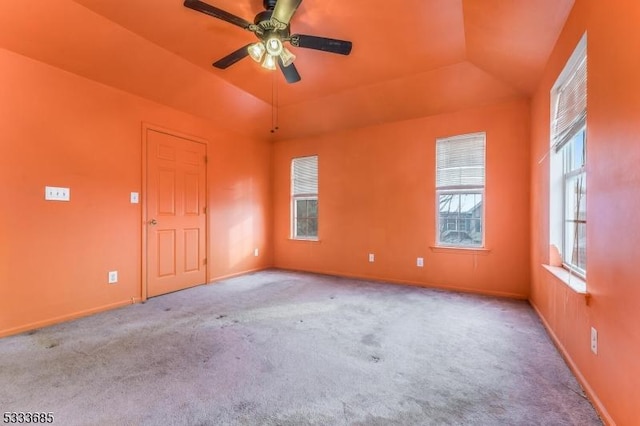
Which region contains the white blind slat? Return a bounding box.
[553,54,587,151]
[292,155,318,195]
[436,134,485,189]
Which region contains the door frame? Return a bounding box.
[141,122,209,302]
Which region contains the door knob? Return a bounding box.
[149,219,158,225]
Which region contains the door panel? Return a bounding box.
[147,129,206,297]
[184,228,200,272]
[184,173,200,215]
[157,230,176,277]
[158,169,176,215]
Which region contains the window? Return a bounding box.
[436,133,486,248]
[550,34,587,277]
[291,155,318,239]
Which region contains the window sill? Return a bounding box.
[289,238,320,243]
[542,264,587,294]
[429,246,491,255]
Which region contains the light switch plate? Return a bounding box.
[45,186,70,201]
[417,257,424,267]
[130,192,139,204]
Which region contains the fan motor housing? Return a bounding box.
[254,10,273,25]
[254,10,290,40]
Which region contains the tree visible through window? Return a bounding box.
[436,133,486,247]
[291,156,318,239]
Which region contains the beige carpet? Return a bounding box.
[1,270,601,425]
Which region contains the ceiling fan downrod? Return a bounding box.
[263,0,277,10]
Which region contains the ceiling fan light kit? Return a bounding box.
[265,38,283,56]
[183,0,353,83]
[279,47,296,67]
[248,42,266,62]
[262,54,277,70]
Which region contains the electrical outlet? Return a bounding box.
[254,248,259,257]
[45,186,70,201]
[130,192,139,204]
[417,257,424,267]
[590,327,598,354]
[368,253,375,263]
[108,271,118,284]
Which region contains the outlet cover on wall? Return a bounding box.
[590,327,598,354]
[130,192,139,204]
[108,271,118,284]
[45,186,70,201]
[417,257,424,267]
[254,248,259,257]
[368,253,375,263]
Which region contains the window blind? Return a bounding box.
[552,52,587,152]
[436,133,485,189]
[292,155,318,196]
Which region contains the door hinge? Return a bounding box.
[203,258,207,265]
[203,206,207,214]
[204,156,208,164]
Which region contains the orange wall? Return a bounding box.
[0,48,272,337]
[273,99,531,298]
[530,1,640,424]
[3,1,638,421]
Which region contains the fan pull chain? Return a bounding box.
[271,70,279,133]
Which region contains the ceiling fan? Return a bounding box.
[183,0,353,83]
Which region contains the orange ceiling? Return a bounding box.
[0,0,574,138]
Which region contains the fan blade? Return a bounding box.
[212,44,252,69]
[272,0,303,26]
[184,0,253,31]
[290,34,352,55]
[278,58,301,84]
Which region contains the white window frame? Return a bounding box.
[435,132,486,248]
[291,156,318,240]
[550,33,587,278]
[562,130,586,274]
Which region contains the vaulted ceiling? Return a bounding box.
[0,0,574,139]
